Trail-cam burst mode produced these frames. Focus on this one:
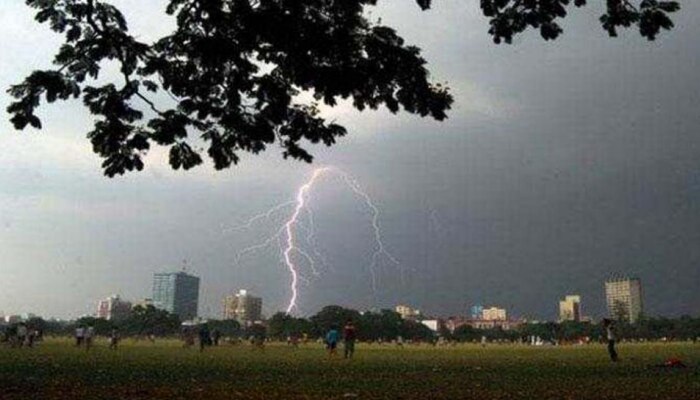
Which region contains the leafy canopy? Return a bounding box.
[7,0,679,177]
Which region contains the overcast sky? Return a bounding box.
[1,1,699,320]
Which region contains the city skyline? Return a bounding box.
[2,273,653,324]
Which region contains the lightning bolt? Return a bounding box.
[282,167,329,313]
[222,201,295,234]
[228,166,400,314]
[334,170,401,294]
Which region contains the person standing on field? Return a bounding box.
[16,323,27,348]
[211,329,221,346]
[109,328,120,350]
[602,319,618,362]
[325,325,339,357]
[75,326,85,347]
[85,326,95,351]
[343,320,357,359]
[198,323,211,353]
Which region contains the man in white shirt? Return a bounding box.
[75,326,85,347]
[85,326,95,351]
[602,318,618,362]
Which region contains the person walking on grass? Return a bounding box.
[109,328,120,350]
[325,325,339,357]
[26,328,36,348]
[343,320,357,359]
[602,318,618,362]
[198,323,211,353]
[250,323,266,351]
[75,326,85,347]
[211,329,221,346]
[85,326,95,351]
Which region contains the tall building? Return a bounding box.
[605,277,643,323]
[558,295,581,322]
[152,271,200,320]
[96,295,133,321]
[482,306,507,321]
[470,304,484,320]
[222,289,262,323]
[395,304,421,320]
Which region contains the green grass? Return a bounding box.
[1,339,698,399]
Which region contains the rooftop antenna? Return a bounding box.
[182,258,189,273]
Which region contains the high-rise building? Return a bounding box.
[96,295,133,321]
[605,277,643,323]
[470,304,484,320]
[482,306,507,321]
[222,289,262,323]
[395,304,421,320]
[558,295,581,322]
[152,271,200,320]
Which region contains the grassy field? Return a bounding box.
[0,339,698,399]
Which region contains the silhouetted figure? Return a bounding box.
[109,328,120,350]
[288,334,299,348]
[75,326,85,347]
[16,323,27,348]
[603,319,618,362]
[198,324,211,352]
[343,320,357,359]
[26,329,36,348]
[211,329,220,346]
[85,326,95,351]
[0,328,7,344]
[250,324,266,350]
[182,328,195,348]
[325,325,339,357]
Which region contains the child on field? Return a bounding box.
[325,326,339,357]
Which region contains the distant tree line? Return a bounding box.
[1,305,240,339]
[4,305,700,343]
[267,306,434,342]
[447,317,700,343]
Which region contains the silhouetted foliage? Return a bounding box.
[75,316,116,335]
[355,309,403,341]
[267,312,314,339]
[243,322,267,339]
[307,306,434,341]
[120,305,181,336]
[473,0,680,44]
[452,324,481,342]
[309,305,362,336]
[6,1,678,176]
[206,319,242,337]
[7,0,452,176]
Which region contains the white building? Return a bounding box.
[222,289,263,323]
[559,295,581,322]
[482,307,507,321]
[96,295,133,321]
[605,277,643,323]
[395,304,421,320]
